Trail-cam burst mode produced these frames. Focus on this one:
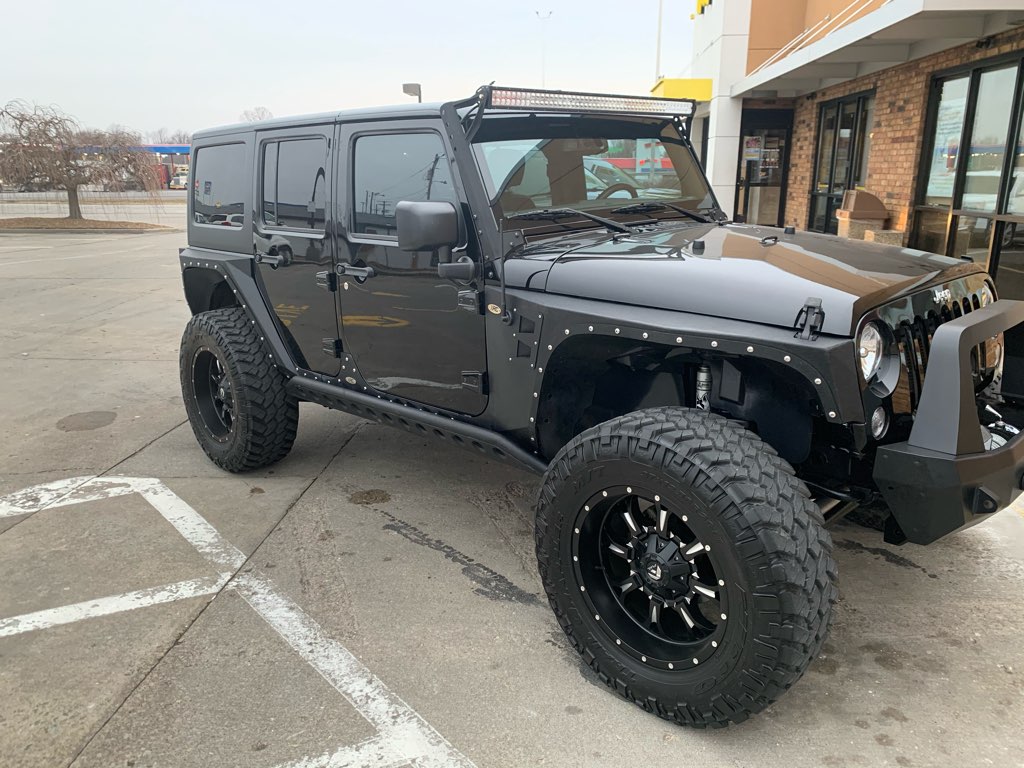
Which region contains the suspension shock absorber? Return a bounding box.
[696,363,711,411]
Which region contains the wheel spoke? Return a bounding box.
[684,541,705,559]
[674,601,697,629]
[648,600,661,627]
[656,503,669,536]
[607,542,630,560]
[693,582,717,599]
[618,578,638,596]
[622,509,641,535]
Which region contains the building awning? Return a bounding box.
[732,0,1024,98]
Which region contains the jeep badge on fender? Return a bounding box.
[177,85,1022,727]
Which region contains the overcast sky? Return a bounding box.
[5,0,694,137]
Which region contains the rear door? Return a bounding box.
[253,126,340,376]
[333,121,488,415]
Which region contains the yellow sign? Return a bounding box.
[696,0,712,14]
[650,78,713,101]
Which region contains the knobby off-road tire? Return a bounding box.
[180,307,298,472]
[535,407,837,727]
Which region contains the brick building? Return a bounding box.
[655,0,1024,297]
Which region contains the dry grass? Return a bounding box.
[0,217,170,230]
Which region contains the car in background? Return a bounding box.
[169,173,189,190]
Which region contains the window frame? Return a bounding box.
[257,134,330,236]
[191,141,249,231]
[347,127,460,244]
[912,51,1024,266]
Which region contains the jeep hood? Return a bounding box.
[512,223,982,337]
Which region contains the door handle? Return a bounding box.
[336,263,375,279]
[255,252,283,268]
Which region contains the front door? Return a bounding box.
[808,92,875,234]
[336,123,488,415]
[735,111,791,227]
[253,127,339,376]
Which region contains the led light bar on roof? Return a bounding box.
[487,86,694,117]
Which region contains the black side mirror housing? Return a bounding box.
[396,200,459,262]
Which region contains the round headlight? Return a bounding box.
[980,284,995,306]
[858,323,885,381]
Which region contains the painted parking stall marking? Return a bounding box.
[0,476,477,768]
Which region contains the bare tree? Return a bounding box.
[149,127,192,144]
[240,106,273,123]
[0,101,159,219]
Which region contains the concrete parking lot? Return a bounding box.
[0,191,186,227]
[1,229,1023,768]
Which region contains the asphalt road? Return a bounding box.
[1,230,1023,768]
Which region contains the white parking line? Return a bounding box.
[0,476,478,768]
[0,575,226,637]
[238,572,476,768]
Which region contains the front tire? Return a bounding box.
[535,407,836,727]
[180,307,298,472]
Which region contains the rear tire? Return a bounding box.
[180,307,298,472]
[535,407,837,727]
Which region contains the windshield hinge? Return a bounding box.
[794,298,825,341]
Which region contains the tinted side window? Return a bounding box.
[192,143,246,226]
[261,138,327,230]
[352,133,456,236]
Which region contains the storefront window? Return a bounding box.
[855,97,874,188]
[1009,112,1024,216]
[923,76,968,207]
[913,209,949,255]
[961,66,1016,212]
[949,215,993,261]
[815,105,837,193]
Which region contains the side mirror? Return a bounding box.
[396,200,459,262]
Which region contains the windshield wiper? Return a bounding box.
[611,201,714,224]
[508,207,632,234]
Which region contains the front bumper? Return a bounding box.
[873,299,1024,544]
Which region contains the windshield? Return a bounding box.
[471,116,716,220]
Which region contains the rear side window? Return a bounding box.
[261,138,327,230]
[192,143,246,227]
[352,132,456,235]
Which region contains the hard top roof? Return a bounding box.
[191,86,695,141]
[192,102,447,140]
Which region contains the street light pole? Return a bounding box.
[655,0,664,81]
[535,11,552,87]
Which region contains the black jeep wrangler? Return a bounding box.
[178,86,1023,727]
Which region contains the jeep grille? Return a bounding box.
[888,289,989,414]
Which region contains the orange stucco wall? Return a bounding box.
[747,0,889,74]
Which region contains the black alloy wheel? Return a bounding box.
[574,486,726,670]
[192,348,235,441]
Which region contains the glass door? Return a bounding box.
[808,93,875,233]
[735,110,792,227]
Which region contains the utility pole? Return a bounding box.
[425,153,440,199]
[535,11,552,87]
[655,0,664,81]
